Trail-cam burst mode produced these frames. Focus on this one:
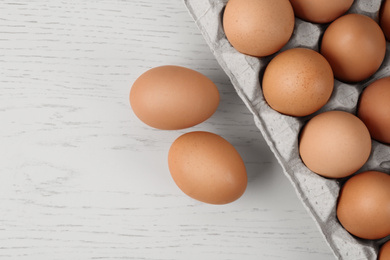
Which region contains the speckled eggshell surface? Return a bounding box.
[262,48,334,117]
[184,0,390,259]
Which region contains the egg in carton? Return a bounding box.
[184,0,390,259]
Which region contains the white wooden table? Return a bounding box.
[1,1,335,259]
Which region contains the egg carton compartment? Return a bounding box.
[183,0,390,259]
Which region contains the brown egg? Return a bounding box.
[380,0,390,41]
[379,240,390,260]
[299,111,371,178]
[168,131,247,205]
[358,77,390,144]
[337,171,390,240]
[320,14,386,82]
[223,0,295,57]
[130,65,219,130]
[290,0,353,24]
[262,48,334,117]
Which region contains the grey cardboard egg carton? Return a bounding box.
[184,0,390,259]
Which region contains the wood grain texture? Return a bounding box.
[0,1,334,259]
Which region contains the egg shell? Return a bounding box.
[222,0,294,57]
[337,171,390,240]
[379,240,390,260]
[358,76,390,144]
[380,0,390,41]
[130,65,219,130]
[320,13,386,82]
[299,110,372,178]
[289,0,353,24]
[168,131,247,205]
[262,47,334,117]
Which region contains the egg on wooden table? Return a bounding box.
[168,131,247,205]
[130,65,220,130]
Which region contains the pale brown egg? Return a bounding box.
[337,171,390,240]
[168,131,247,205]
[320,14,386,82]
[379,240,390,260]
[380,0,390,41]
[358,77,390,144]
[130,65,219,130]
[299,111,371,178]
[223,0,295,57]
[262,48,334,117]
[289,0,353,24]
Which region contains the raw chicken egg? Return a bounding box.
[320,14,386,82]
[262,48,334,117]
[168,131,247,205]
[379,240,390,260]
[380,0,390,41]
[223,0,295,57]
[299,111,371,178]
[289,0,353,24]
[130,65,219,130]
[358,76,390,144]
[337,171,390,240]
